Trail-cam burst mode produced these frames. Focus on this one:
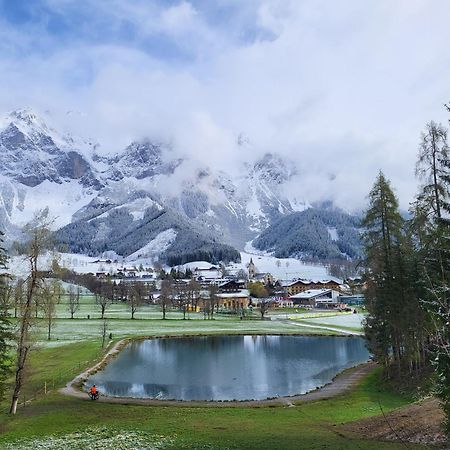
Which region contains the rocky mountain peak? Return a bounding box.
[0,108,316,260]
[252,152,295,185]
[4,108,55,140]
[0,109,99,188]
[10,108,40,125]
[105,141,182,181]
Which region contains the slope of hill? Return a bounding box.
[253,208,362,260]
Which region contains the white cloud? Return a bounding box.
[160,2,198,34]
[1,0,450,210]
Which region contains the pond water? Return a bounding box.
[86,335,369,401]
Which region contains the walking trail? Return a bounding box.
[282,318,364,336]
[270,314,364,336]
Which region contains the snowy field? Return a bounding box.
[8,252,131,277]
[8,248,334,282]
[39,315,332,347]
[298,313,366,330]
[237,252,332,280]
[240,242,333,280]
[20,292,338,347]
[181,252,333,281]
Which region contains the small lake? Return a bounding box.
[86,335,369,401]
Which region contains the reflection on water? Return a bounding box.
[86,335,369,401]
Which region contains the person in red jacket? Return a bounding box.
[89,385,98,399]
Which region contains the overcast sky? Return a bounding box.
[1,0,450,210]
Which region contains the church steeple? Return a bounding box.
[247,258,256,279]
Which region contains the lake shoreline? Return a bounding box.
[60,333,372,407]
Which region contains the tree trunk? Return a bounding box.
[10,342,29,414]
[10,216,50,414]
[431,134,442,219]
[9,396,19,415]
[10,273,36,414]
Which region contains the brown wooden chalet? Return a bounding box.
[282,279,342,296]
[218,280,245,292]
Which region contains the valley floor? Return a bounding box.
[0,298,442,449]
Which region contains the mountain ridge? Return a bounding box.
[0,108,361,264]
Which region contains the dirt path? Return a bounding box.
[59,339,127,399]
[342,397,447,447]
[60,342,375,407]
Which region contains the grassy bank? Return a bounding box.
[0,294,417,449]
[0,340,422,449]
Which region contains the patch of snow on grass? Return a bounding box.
[4,427,174,450]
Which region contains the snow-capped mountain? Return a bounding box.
[0,108,344,264]
[100,141,182,182]
[0,109,99,188]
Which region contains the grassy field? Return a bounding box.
[0,342,419,449]
[25,295,351,347]
[0,293,422,449]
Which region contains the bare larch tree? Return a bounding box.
[10,213,51,414]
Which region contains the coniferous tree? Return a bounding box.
[416,121,450,219]
[412,121,450,432]
[362,172,423,377]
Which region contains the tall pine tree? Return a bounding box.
[412,121,450,432]
[363,172,424,378]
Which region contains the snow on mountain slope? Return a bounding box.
[236,252,330,280]
[86,196,163,223]
[327,227,339,241]
[128,228,177,260]
[102,141,182,181]
[178,252,332,280]
[0,108,100,189]
[0,108,347,263]
[9,180,97,229]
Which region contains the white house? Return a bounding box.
[290,289,341,308]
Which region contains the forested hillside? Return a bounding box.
[55,205,241,265]
[253,208,362,260]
